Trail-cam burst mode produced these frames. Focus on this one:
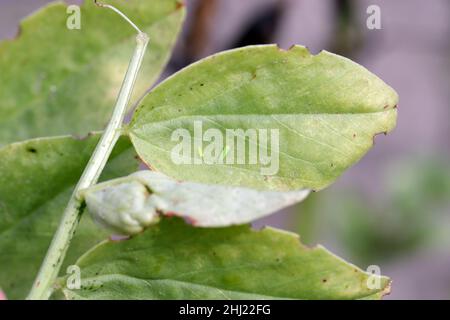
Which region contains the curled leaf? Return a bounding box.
[83,171,310,235]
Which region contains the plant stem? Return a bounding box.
[27,32,149,300]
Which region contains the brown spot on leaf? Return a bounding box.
[165,211,178,218]
[372,131,388,145]
[175,1,185,10]
[164,212,198,226]
[184,216,198,226]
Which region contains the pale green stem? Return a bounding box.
[27,32,149,300]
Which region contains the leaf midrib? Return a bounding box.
[132,109,396,129]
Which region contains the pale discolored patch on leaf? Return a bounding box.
[82,170,310,235]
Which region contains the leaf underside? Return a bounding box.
[130,45,398,191]
[83,170,310,235]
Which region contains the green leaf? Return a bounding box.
[0,0,185,146]
[82,170,310,235]
[60,218,390,300]
[0,134,138,299]
[129,45,398,191]
[62,276,290,300]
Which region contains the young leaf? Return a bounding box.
[60,218,391,300]
[0,0,185,146]
[82,170,310,235]
[129,45,398,191]
[0,134,139,299]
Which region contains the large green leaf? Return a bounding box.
[0,134,138,299]
[60,218,391,299]
[129,45,398,191]
[82,170,310,235]
[0,0,185,146]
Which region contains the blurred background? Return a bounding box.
[1,0,449,299]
